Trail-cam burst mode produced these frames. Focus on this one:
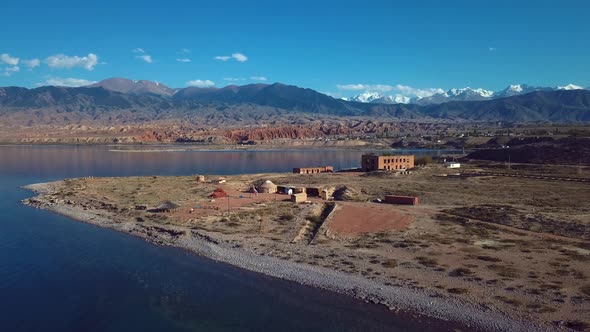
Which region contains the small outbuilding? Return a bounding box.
[149,201,180,213]
[291,192,308,203]
[196,175,206,183]
[277,185,305,195]
[321,187,335,200]
[384,195,419,206]
[258,180,277,193]
[293,166,334,174]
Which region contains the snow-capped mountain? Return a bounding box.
[557,84,584,90]
[446,87,494,98]
[348,92,410,104]
[493,84,552,98]
[413,87,494,105]
[349,83,588,105]
[374,95,411,104]
[348,92,384,103]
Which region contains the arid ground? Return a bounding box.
[25,162,590,331]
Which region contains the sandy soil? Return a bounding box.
[328,202,413,236]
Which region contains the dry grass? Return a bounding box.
[52,163,590,329]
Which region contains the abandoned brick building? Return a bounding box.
[293,166,334,174]
[361,154,415,172]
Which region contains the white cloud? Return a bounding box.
[336,84,366,91]
[136,55,153,63]
[2,65,20,76]
[178,48,190,54]
[186,79,215,87]
[22,58,40,68]
[6,65,19,72]
[132,48,153,63]
[393,84,444,98]
[37,77,97,87]
[336,84,393,92]
[214,53,248,62]
[1,53,20,65]
[224,77,245,81]
[250,76,267,81]
[488,47,497,51]
[45,53,99,70]
[337,83,444,99]
[232,53,248,62]
[176,58,191,63]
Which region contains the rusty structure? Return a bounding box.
[361,154,415,172]
[293,166,334,174]
[384,195,419,205]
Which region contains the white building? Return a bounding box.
[445,162,461,169]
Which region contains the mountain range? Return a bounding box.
[347,84,587,105]
[1,78,590,125]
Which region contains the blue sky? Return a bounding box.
[1,0,589,98]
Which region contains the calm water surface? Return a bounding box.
[0,145,456,332]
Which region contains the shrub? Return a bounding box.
[279,213,295,221]
[447,288,469,294]
[476,255,501,262]
[306,215,322,224]
[488,264,519,278]
[381,259,398,268]
[416,256,438,267]
[449,267,475,277]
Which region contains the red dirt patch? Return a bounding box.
[171,186,289,220]
[328,202,414,236]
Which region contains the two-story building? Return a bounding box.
[361,154,415,172]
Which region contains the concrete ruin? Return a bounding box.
[293,166,334,174]
[291,192,308,203]
[362,154,415,172]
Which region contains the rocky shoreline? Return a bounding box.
[23,181,547,332]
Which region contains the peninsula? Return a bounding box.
[23,159,590,331]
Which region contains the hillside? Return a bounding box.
[422,90,590,122]
[1,80,590,130]
[467,137,590,165]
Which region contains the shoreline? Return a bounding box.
[0,141,464,152]
[23,181,546,332]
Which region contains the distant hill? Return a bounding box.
[87,77,176,96]
[467,137,590,165]
[1,79,590,126]
[421,90,590,122]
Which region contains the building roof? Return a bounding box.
[259,180,277,188]
[156,201,180,210]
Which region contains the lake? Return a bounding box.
[0,145,457,331]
